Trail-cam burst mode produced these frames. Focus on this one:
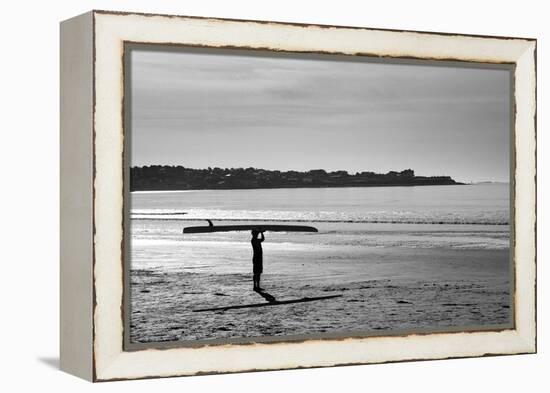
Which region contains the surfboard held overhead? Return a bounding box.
[183,220,318,234]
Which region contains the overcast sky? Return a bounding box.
[129,48,511,183]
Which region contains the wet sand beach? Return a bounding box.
[129,222,511,343]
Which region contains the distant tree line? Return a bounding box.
[129,166,462,191]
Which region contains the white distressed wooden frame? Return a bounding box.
[60,10,536,382]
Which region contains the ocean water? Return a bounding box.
[130,184,510,270]
[129,184,511,343]
[131,184,509,225]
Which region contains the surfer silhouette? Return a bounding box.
[251,229,265,291]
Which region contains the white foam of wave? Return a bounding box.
[132,232,509,250]
[131,208,509,225]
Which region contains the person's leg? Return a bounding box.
[253,273,259,290]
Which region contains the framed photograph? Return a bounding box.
[60,10,537,381]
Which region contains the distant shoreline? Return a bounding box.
[130,183,467,192]
[130,166,464,192]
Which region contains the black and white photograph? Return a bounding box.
[2,0,546,387]
[126,45,513,345]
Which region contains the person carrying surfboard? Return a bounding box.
[251,229,265,291]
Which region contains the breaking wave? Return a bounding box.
[131,209,509,226]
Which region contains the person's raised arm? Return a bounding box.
[260,231,265,242]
